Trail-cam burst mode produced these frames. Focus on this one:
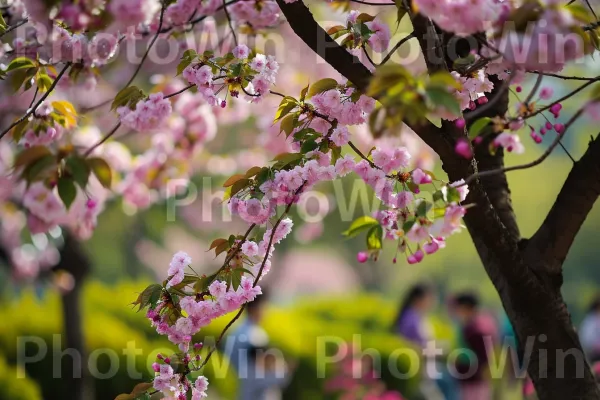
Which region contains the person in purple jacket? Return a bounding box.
[392,284,459,400]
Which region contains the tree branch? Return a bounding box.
[275,0,450,158]
[528,133,600,273]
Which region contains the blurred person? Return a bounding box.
[392,284,459,400]
[450,292,498,400]
[225,291,293,400]
[580,296,600,363]
[238,343,293,400]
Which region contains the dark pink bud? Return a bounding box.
[516,86,522,93]
[194,343,203,350]
[545,121,553,130]
[469,101,476,110]
[455,118,466,129]
[152,363,160,372]
[164,357,171,364]
[220,100,227,108]
[157,354,164,360]
[392,257,397,264]
[455,139,473,159]
[356,251,369,263]
[477,96,488,105]
[550,103,562,115]
[530,132,542,144]
[554,123,565,134]
[540,127,546,135]
[473,136,483,145]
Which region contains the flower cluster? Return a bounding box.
[345,11,391,53]
[229,0,280,30]
[118,90,216,209]
[166,0,220,26]
[349,146,469,265]
[182,46,279,106]
[22,180,106,239]
[450,70,494,114]
[311,87,376,126]
[51,26,119,66]
[108,0,160,27]
[414,0,502,36]
[117,92,173,132]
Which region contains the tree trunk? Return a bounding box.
[53,232,93,400]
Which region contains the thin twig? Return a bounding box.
[123,4,166,88]
[164,84,196,99]
[0,62,71,140]
[83,122,121,156]
[527,71,598,81]
[0,18,28,38]
[199,185,304,370]
[222,0,238,46]
[380,32,415,65]
[525,76,600,119]
[464,109,584,185]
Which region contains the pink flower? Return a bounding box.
[233,44,250,59]
[331,126,350,147]
[241,241,259,257]
[539,87,554,100]
[423,241,439,254]
[412,168,432,184]
[494,133,525,154]
[335,155,356,177]
[167,251,190,288]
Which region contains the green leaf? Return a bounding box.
[21,154,55,182]
[366,225,383,250]
[274,96,298,121]
[88,157,112,188]
[429,71,461,90]
[9,67,37,92]
[426,87,461,116]
[14,146,52,169]
[307,78,338,98]
[209,238,228,251]
[230,178,251,197]
[356,13,375,23]
[279,112,297,136]
[177,49,197,75]
[11,118,29,142]
[342,216,379,238]
[36,73,53,92]
[432,190,444,203]
[272,152,303,165]
[327,25,346,35]
[394,0,407,26]
[468,117,492,139]
[66,156,90,188]
[416,201,432,218]
[223,174,246,187]
[0,13,6,34]
[446,186,461,203]
[57,177,77,209]
[6,57,37,73]
[299,84,309,102]
[111,86,145,111]
[132,284,163,311]
[300,139,319,154]
[402,219,415,232]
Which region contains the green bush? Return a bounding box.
[1,284,449,399]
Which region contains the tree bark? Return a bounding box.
[53,232,93,400]
[275,1,600,398]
